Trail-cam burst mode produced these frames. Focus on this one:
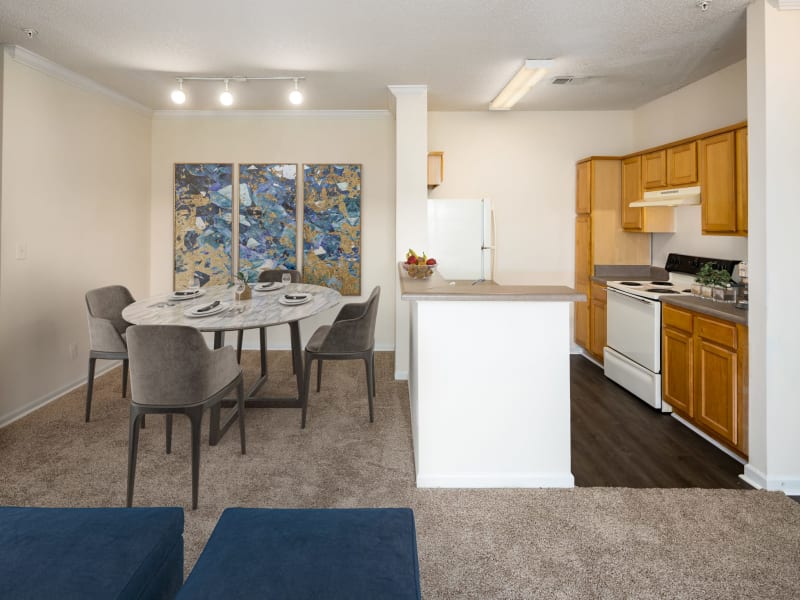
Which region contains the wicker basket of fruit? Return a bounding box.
[403,249,437,279]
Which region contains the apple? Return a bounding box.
[426,258,437,265]
[406,256,417,264]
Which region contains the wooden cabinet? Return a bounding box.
[736,127,748,235]
[427,152,443,187]
[621,155,675,233]
[589,282,607,361]
[574,158,649,357]
[661,304,748,458]
[642,150,667,189]
[699,128,748,236]
[667,141,697,186]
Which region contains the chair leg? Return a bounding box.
[126,408,144,507]
[301,353,314,429]
[141,414,146,429]
[85,357,97,422]
[236,330,244,364]
[259,327,267,377]
[188,408,203,510]
[316,360,323,392]
[165,414,173,454]
[122,359,129,398]
[371,352,376,396]
[237,377,246,455]
[365,356,375,423]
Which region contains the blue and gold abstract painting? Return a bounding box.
[239,164,297,282]
[174,163,233,289]
[303,164,361,295]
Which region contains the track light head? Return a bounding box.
[170,78,186,104]
[289,78,303,105]
[219,79,234,106]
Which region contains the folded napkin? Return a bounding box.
[175,289,199,296]
[196,300,220,313]
[284,294,308,301]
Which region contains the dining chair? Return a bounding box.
[84,285,135,422]
[126,325,245,510]
[301,286,380,428]
[236,269,302,377]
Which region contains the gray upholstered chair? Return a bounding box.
[236,269,302,376]
[126,325,245,510]
[301,286,380,428]
[84,285,135,422]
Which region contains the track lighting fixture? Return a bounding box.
[169,75,307,107]
[489,59,554,111]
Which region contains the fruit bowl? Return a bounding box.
[402,262,437,279]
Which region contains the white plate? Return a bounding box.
[254,282,286,292]
[184,302,228,318]
[278,294,312,306]
[171,289,206,300]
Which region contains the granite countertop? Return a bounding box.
[660,295,748,325]
[398,264,585,302]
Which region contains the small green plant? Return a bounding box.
[695,264,731,288]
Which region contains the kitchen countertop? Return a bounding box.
[660,294,748,325]
[590,264,669,284]
[398,263,585,302]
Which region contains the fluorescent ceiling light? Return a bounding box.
[489,59,555,111]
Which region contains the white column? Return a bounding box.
[388,85,428,380]
[743,0,800,494]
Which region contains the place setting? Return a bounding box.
[278,292,313,306]
[183,299,229,318]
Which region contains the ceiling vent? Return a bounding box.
[551,76,574,85]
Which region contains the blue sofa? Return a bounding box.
[0,506,184,600]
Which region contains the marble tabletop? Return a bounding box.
[122,283,342,331]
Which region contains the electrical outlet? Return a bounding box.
[16,243,27,260]
[68,343,78,360]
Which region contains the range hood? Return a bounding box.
[629,185,701,208]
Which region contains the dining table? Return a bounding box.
[121,282,341,444]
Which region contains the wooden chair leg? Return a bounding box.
[85,357,97,422]
[165,414,173,454]
[365,357,375,423]
[316,360,323,392]
[236,330,244,364]
[188,409,203,510]
[237,378,246,455]
[301,353,314,429]
[122,359,129,398]
[126,409,143,507]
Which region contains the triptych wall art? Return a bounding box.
[173,162,361,295]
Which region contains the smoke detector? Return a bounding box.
[22,28,38,39]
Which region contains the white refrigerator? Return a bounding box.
[427,198,494,281]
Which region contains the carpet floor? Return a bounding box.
[1,351,799,599]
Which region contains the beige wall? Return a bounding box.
[0,51,152,425]
[428,111,634,285]
[633,60,749,266]
[150,112,395,350]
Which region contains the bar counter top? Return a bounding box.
[398,263,585,302]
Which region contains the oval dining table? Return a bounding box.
[122,283,341,444]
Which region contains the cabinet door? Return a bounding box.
[590,283,607,360]
[700,132,737,234]
[576,160,591,214]
[667,141,698,186]
[574,214,591,349]
[695,339,738,446]
[427,152,443,187]
[621,156,644,231]
[642,150,667,189]
[736,127,748,235]
[663,327,693,416]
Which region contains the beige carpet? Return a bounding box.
[1,351,799,599]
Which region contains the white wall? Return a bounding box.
[150,111,395,351]
[0,49,152,425]
[428,111,634,285]
[633,61,749,266]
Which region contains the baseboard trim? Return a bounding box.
[0,361,121,429]
[416,472,575,488]
[394,370,409,381]
[741,464,800,495]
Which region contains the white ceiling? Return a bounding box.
[0,0,749,112]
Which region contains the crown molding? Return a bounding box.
[3,44,151,115]
[387,85,428,96]
[152,109,392,120]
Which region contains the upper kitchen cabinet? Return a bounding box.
[667,141,698,186]
[575,159,591,214]
[700,130,747,235]
[621,155,675,233]
[427,151,444,187]
[736,127,748,235]
[642,150,667,190]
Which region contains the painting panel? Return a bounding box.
[239,164,298,282]
[303,164,361,295]
[174,163,233,289]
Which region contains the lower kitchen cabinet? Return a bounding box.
[589,282,607,362]
[662,304,748,458]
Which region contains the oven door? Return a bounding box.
[606,287,661,373]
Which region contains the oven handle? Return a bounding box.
[607,287,657,304]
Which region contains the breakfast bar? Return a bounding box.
[399,264,585,488]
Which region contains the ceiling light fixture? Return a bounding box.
[169,75,307,107]
[489,59,555,111]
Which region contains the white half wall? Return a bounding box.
[149,111,396,351]
[0,48,152,425]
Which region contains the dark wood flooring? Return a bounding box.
[570,355,751,489]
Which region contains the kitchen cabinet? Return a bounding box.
[667,141,697,186]
[642,150,667,189]
[661,304,748,458]
[589,282,607,361]
[574,158,649,356]
[427,152,444,187]
[621,155,675,233]
[700,130,747,236]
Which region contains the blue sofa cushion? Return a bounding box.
[177,507,421,600]
[0,506,184,600]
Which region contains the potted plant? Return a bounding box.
[693,264,736,302]
[692,263,715,298]
[233,271,253,301]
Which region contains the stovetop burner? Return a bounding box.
[646,288,680,293]
[650,281,673,286]
[619,281,643,286]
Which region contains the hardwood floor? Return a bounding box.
[570,355,751,489]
